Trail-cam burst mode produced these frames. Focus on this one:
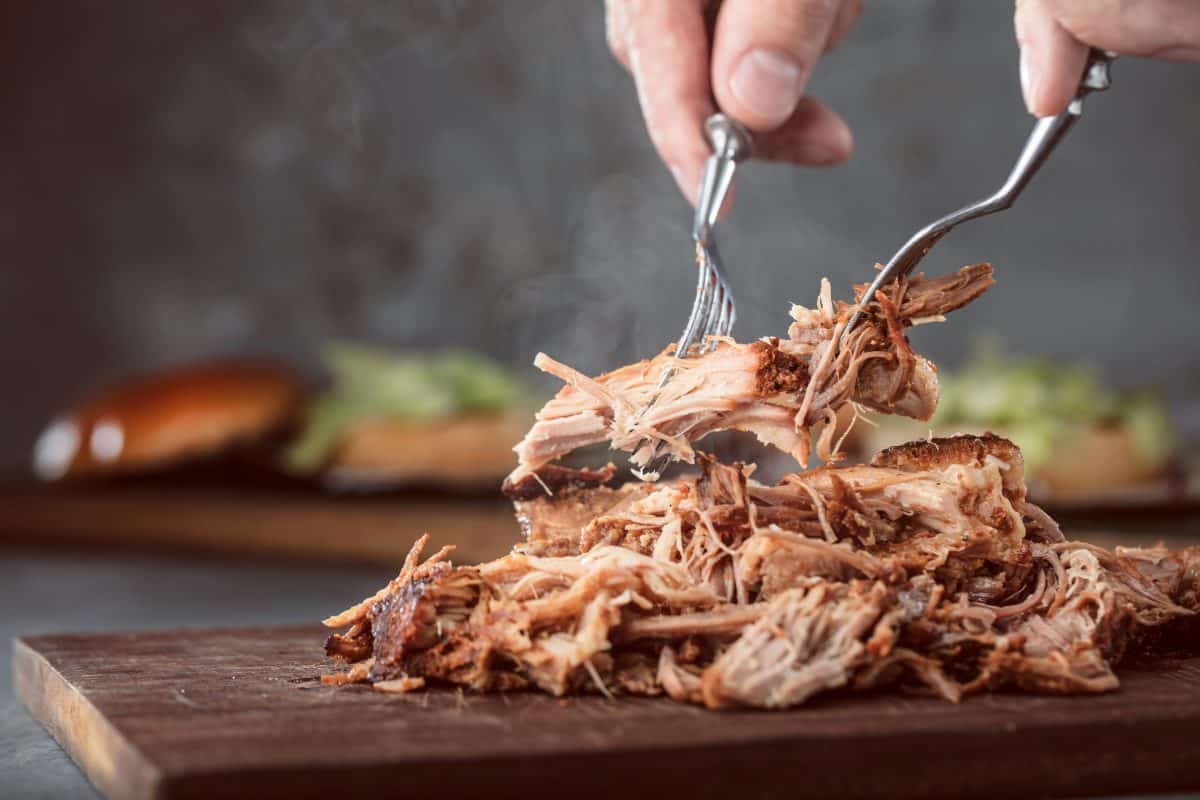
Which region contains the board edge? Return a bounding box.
[13,636,164,800]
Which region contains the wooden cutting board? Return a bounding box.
[14,626,1200,800]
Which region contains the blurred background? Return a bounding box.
[2,0,1199,469]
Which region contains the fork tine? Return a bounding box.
[709,286,728,342]
[700,241,736,350]
[677,256,716,357]
[638,448,672,480]
[647,254,712,400]
[712,285,734,340]
[698,251,723,351]
[676,255,709,352]
[702,284,726,352]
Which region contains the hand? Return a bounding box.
[1016,0,1200,117]
[606,0,860,205]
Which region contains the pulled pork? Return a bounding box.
[506,263,995,484]
[323,434,1198,707]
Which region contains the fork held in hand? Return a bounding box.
[682,113,753,356]
[635,113,752,477]
[843,49,1116,339]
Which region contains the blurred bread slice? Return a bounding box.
[1032,425,1163,500]
[34,360,305,481]
[325,412,529,488]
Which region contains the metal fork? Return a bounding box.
[682,113,753,353]
[633,112,752,477]
[842,49,1115,339]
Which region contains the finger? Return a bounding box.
[1047,0,1200,60]
[753,96,854,165]
[605,0,632,71]
[1014,0,1089,117]
[825,0,863,52]
[711,0,841,132]
[626,0,713,203]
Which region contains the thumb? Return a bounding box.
[1015,0,1090,117]
[711,0,840,132]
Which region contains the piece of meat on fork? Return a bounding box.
[505,263,994,488]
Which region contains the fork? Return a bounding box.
[681,113,753,354]
[842,49,1115,340]
[633,112,753,478]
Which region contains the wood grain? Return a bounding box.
[14,626,1200,800]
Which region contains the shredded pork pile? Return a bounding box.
[325,433,1198,707]
[323,265,1198,708]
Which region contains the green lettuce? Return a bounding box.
[286,344,527,472]
[930,342,1173,471]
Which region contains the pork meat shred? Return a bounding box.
[505,263,995,484]
[323,434,1198,707]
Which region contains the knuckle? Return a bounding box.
[748,0,838,59]
[1047,0,1115,45]
[791,0,840,27]
[1012,0,1045,46]
[825,0,863,51]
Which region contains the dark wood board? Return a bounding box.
[13,626,1200,800]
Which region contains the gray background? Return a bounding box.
[2,0,1199,472]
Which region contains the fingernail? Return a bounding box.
[1019,48,1037,115]
[730,49,804,128]
[1156,46,1200,61]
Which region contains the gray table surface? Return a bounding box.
[4,530,1200,800]
[2,547,397,800]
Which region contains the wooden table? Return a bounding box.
[3,481,1199,568]
[0,483,516,565]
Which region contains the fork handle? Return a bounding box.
[693,114,752,240]
[882,50,1114,278]
[843,50,1115,336]
[994,49,1115,207]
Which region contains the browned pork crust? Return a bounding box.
[502,463,617,501]
[872,431,1022,473]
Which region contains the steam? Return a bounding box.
[237,2,829,389]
